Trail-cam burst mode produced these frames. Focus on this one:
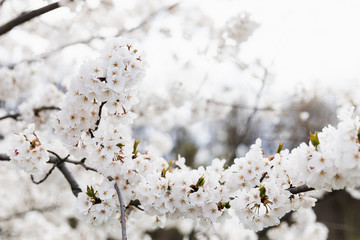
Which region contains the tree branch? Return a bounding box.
[109,176,127,240]
[0,2,60,36]
[287,184,315,194]
[64,158,97,172]
[30,163,56,184]
[56,160,82,197]
[0,106,60,122]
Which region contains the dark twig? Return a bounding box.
[127,199,144,211]
[64,158,97,172]
[30,163,56,184]
[0,154,10,161]
[287,184,315,194]
[0,0,6,7]
[0,113,19,121]
[0,106,60,122]
[33,106,61,116]
[89,101,107,138]
[109,176,127,240]
[0,2,60,36]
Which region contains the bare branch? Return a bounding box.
[0,0,6,7]
[64,158,97,172]
[0,113,19,121]
[0,106,60,122]
[0,154,10,161]
[56,161,82,197]
[30,163,56,184]
[0,2,60,36]
[109,176,127,240]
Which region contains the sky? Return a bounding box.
[236,0,360,91]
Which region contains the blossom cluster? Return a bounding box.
[7,124,49,176]
[53,37,145,160]
[267,208,328,240]
[0,65,34,101]
[9,37,360,232]
[74,179,119,227]
[283,107,360,191]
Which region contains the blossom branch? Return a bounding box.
[0,2,60,36]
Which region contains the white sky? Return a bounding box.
[235,0,360,91]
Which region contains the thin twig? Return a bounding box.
[64,158,97,172]
[0,113,19,121]
[240,67,268,139]
[89,101,107,138]
[0,2,60,36]
[206,99,274,112]
[109,176,127,240]
[0,106,60,122]
[30,164,56,184]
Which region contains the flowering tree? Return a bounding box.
[0,1,359,239]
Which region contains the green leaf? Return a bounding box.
[196,175,205,187]
[133,140,140,158]
[310,131,320,151]
[276,141,284,154]
[116,143,125,150]
[86,185,96,198]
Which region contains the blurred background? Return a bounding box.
[1,0,360,239]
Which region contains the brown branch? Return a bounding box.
[109,176,127,240]
[0,2,60,36]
